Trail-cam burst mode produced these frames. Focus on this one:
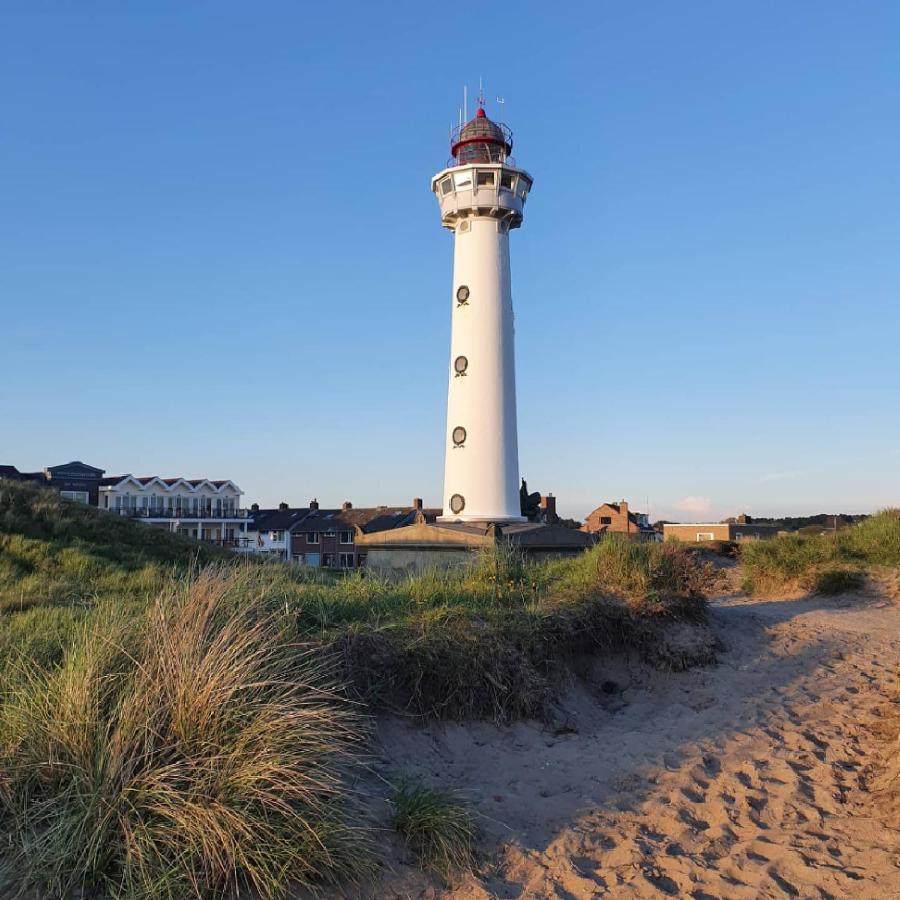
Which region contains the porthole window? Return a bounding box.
[452,426,467,446]
[454,355,468,376]
[456,285,470,304]
[449,493,465,514]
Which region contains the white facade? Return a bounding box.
[432,124,533,523]
[99,475,247,545]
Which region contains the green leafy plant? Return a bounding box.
[390,781,477,881]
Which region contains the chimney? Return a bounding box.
[309,498,319,511]
[279,501,289,511]
[342,500,353,511]
[250,502,259,512]
[620,499,629,516]
[538,494,557,523]
[412,497,423,510]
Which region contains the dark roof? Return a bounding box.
[99,475,129,486]
[0,466,44,484]
[247,508,312,532]
[45,461,105,476]
[247,506,441,532]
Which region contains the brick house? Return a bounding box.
[289,499,440,568]
[581,500,657,540]
[663,520,780,542]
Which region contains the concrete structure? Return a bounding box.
[582,500,658,541]
[432,104,533,524]
[355,515,595,574]
[98,474,247,545]
[663,521,780,542]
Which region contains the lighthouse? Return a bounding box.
[432,104,533,523]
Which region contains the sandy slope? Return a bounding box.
[367,585,900,898]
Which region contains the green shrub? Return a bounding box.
[813,567,866,595]
[0,570,367,899]
[391,782,476,881]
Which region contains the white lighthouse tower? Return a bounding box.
[432,102,533,523]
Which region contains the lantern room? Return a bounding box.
[450,107,513,165]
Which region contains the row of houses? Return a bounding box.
[1,460,783,566]
[0,460,442,567]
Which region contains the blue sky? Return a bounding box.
[1,2,898,521]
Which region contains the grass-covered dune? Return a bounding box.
[0,479,721,897]
[741,509,900,595]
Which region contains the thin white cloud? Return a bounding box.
[673,495,712,515]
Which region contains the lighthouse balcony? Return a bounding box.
[432,164,533,229]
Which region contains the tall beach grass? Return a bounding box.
[0,569,367,899]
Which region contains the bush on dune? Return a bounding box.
[0,569,367,899]
[741,509,900,595]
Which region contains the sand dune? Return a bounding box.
[367,583,900,898]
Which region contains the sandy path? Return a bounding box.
[371,587,900,898]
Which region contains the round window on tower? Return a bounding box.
[449,493,466,514]
[456,285,470,304]
[454,355,468,376]
[452,426,467,447]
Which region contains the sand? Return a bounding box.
[362,579,900,898]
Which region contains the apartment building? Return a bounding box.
[99,474,247,545]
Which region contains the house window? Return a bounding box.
[323,553,335,568]
[696,532,715,541]
[339,530,353,544]
[272,530,284,542]
[103,495,109,509]
[357,553,367,567]
[292,553,305,565]
[600,516,612,525]
[500,172,514,189]
[339,552,354,568]
[307,532,319,544]
[60,490,89,504]
[477,171,495,187]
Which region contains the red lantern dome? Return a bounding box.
[450,107,513,165]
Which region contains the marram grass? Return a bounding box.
[0,569,369,899]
